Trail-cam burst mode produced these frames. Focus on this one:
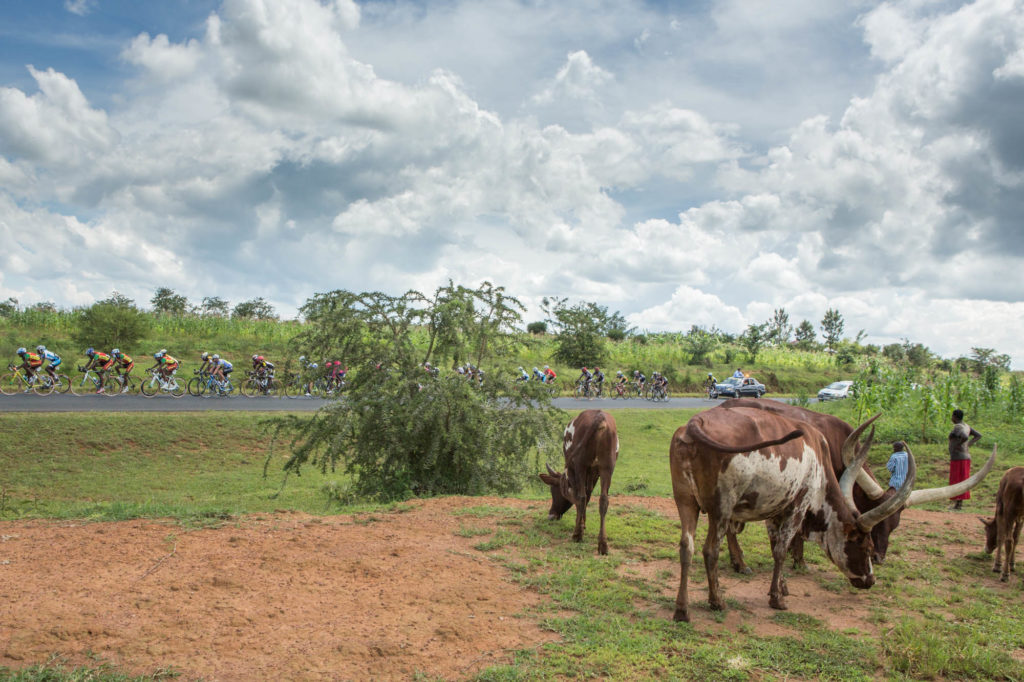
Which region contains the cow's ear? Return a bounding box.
[979,516,993,526]
[539,473,559,486]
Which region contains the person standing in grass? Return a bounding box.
[886,441,909,490]
[948,409,982,510]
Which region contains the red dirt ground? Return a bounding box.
[0,497,1002,680]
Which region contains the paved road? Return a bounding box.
[0,393,743,412]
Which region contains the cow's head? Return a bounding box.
[865,488,904,563]
[831,415,916,587]
[538,463,574,520]
[980,516,998,554]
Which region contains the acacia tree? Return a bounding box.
[272,284,562,501]
[151,287,189,316]
[233,297,277,320]
[200,296,230,317]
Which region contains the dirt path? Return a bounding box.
[0,498,555,681]
[0,497,999,680]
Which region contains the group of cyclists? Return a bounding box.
[12,344,678,399]
[512,364,669,399]
[10,346,284,395]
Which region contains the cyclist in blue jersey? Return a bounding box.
[36,345,62,384]
[209,354,233,390]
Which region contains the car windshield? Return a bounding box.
[826,382,850,390]
[724,377,743,386]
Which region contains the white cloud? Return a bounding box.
[1,0,1024,366]
[64,0,95,17]
[532,50,613,106]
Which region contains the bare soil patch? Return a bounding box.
[0,497,555,681]
[0,497,1007,680]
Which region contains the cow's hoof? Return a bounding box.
[993,566,1001,573]
[1001,575,1009,582]
[737,566,753,575]
[597,542,609,555]
[672,608,690,622]
[792,561,808,571]
[769,596,788,610]
[708,599,724,612]
[571,534,583,543]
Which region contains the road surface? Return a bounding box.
[0,393,756,413]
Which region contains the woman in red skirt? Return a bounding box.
[948,408,982,510]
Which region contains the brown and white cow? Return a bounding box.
[719,398,996,566]
[981,463,1021,582]
[539,409,618,555]
[670,407,915,622]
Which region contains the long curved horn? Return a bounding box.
[856,447,917,531]
[854,466,887,500]
[904,444,997,507]
[546,462,560,476]
[841,413,882,469]
[839,424,876,511]
[839,413,886,500]
[687,421,804,454]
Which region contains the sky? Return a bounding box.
[1,0,1023,366]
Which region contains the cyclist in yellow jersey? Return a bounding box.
[83,347,114,393]
[110,349,134,392]
[147,351,179,382]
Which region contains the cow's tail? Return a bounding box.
[686,421,804,454]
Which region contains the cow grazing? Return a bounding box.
[981,463,1020,582]
[670,407,915,622]
[719,398,996,566]
[539,410,619,555]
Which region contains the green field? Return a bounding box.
[3,406,1024,680]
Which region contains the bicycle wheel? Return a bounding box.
[284,380,306,398]
[573,383,585,399]
[52,373,71,394]
[241,378,260,397]
[140,374,159,397]
[103,375,123,397]
[32,376,54,396]
[0,372,23,395]
[188,377,204,397]
[167,377,185,397]
[70,373,96,396]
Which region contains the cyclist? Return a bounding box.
[633,369,646,395]
[577,366,593,394]
[516,366,529,382]
[653,371,669,396]
[330,362,348,390]
[614,370,627,390]
[592,366,605,394]
[147,350,179,384]
[198,352,212,374]
[251,354,274,377]
[110,348,134,393]
[83,347,114,393]
[36,345,62,385]
[543,365,557,383]
[531,366,545,382]
[703,373,718,396]
[15,347,43,388]
[209,354,233,391]
[423,361,439,378]
[299,355,319,395]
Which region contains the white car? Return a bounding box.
[818,380,853,401]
